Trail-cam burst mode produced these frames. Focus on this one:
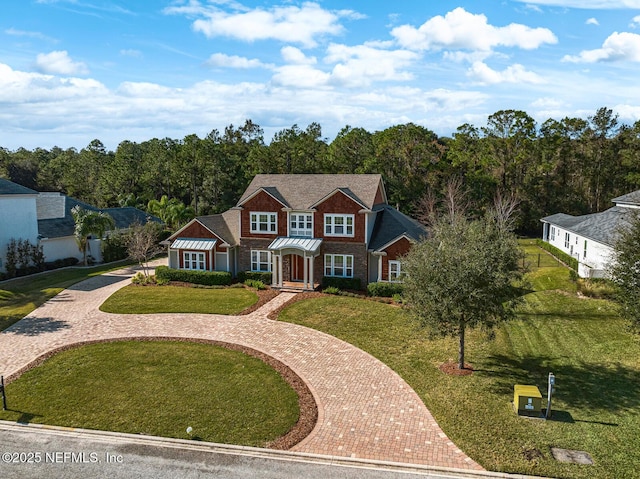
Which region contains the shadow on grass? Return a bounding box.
[68,273,130,292]
[2,409,41,424]
[6,317,71,336]
[477,354,640,413]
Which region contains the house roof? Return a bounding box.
[541,206,633,246]
[38,196,160,239]
[170,238,217,251]
[369,204,428,252]
[0,178,37,196]
[238,174,385,210]
[194,210,239,246]
[268,237,323,255]
[612,189,640,207]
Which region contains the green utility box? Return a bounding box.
[514,385,542,416]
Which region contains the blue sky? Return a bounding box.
[2,0,640,150]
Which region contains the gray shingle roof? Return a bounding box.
[238,174,385,210]
[612,189,640,207]
[369,204,428,252]
[0,178,37,195]
[38,197,160,239]
[196,210,239,246]
[542,206,634,246]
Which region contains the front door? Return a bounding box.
[291,254,304,282]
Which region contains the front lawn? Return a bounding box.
[99,285,259,315]
[0,341,300,447]
[0,261,133,332]
[278,240,640,479]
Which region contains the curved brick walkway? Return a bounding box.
[0,263,482,471]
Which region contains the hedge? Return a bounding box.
[535,239,578,271]
[367,281,404,297]
[237,271,272,284]
[155,265,232,286]
[321,276,362,291]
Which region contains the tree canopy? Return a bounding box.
[609,212,640,332]
[71,206,115,266]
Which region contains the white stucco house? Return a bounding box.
[540,190,640,278]
[0,178,158,273]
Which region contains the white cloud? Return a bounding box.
[120,49,142,58]
[631,15,640,28]
[512,0,640,8]
[167,1,356,48]
[562,31,640,62]
[271,64,331,88]
[586,18,599,26]
[281,46,317,65]
[468,61,546,85]
[35,50,89,75]
[205,53,271,69]
[5,28,57,42]
[391,7,557,52]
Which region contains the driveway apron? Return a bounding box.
[0,263,482,471]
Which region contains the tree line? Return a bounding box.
[2,107,639,234]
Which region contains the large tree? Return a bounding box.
[609,211,640,332]
[402,192,524,370]
[71,206,115,266]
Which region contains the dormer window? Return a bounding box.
[324,214,354,237]
[250,212,277,234]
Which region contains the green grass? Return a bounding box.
[278,240,640,479]
[0,261,133,332]
[99,285,259,315]
[0,341,299,447]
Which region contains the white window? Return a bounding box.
[251,250,271,272]
[290,213,313,237]
[324,254,353,277]
[389,260,403,282]
[564,232,570,249]
[183,251,206,270]
[250,212,277,234]
[550,226,555,241]
[324,214,354,237]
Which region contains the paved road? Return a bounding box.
[0,261,481,469]
[0,423,502,479]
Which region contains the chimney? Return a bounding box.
[36,192,66,220]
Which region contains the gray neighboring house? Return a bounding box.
[0,178,159,272]
[540,190,640,278]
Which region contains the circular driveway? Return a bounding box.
[0,263,482,471]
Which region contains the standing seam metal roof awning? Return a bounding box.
[170,238,217,250]
[268,237,323,254]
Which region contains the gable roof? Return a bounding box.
[196,210,239,246]
[238,174,385,210]
[541,206,634,246]
[38,196,160,239]
[0,178,37,196]
[369,204,428,252]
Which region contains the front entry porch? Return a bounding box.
[268,237,322,292]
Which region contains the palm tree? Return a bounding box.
[71,205,115,266]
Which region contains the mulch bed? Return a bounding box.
[237,288,280,315]
[439,361,474,376]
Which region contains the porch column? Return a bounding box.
[278,253,284,287]
[309,255,314,290]
[303,253,309,290]
[377,255,383,282]
[271,253,277,287]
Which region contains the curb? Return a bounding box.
[0,421,552,479]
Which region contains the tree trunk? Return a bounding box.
[458,317,466,370]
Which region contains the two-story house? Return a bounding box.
[166,174,427,290]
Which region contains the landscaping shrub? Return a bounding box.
[155,265,232,286]
[237,271,272,284]
[44,257,79,271]
[321,276,362,291]
[577,278,616,299]
[244,279,266,290]
[3,238,46,278]
[323,286,340,295]
[535,239,578,271]
[102,232,129,263]
[367,281,404,297]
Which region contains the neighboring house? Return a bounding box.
[0,178,158,272]
[540,190,640,278]
[166,174,428,290]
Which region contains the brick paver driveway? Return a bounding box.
[0,263,482,471]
